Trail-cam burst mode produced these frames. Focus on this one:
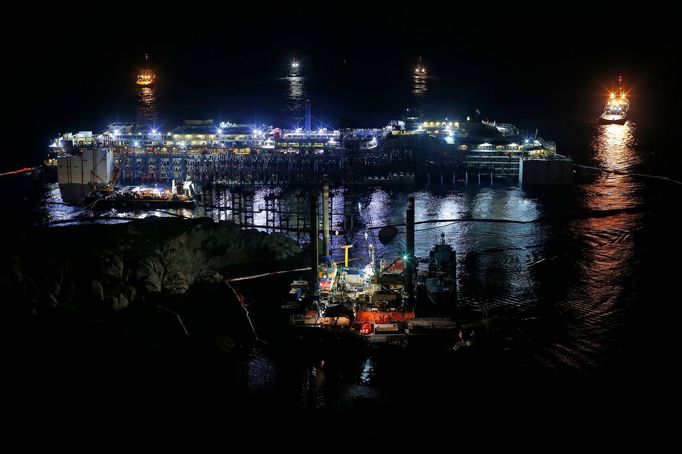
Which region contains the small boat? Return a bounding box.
[136,54,156,86]
[598,76,629,124]
[281,279,308,310]
[414,56,427,77]
[281,287,304,310]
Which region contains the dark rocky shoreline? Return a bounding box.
[2,217,303,316]
[1,218,305,414]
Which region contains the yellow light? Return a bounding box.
[610,93,615,99]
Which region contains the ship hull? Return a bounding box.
[425,277,456,306]
[598,114,627,125]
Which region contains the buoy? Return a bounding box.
[378,225,399,245]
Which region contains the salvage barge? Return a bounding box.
[289,195,474,346]
[85,180,197,210]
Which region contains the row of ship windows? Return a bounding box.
[117,142,327,148]
[475,145,520,150]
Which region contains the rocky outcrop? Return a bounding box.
[1,217,303,315]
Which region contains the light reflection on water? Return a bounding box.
[413,73,428,97]
[284,66,306,124]
[538,120,642,372]
[593,122,640,172]
[137,86,157,125]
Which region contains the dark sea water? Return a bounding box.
[4,58,682,426]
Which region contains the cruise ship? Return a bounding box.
[48,106,569,187]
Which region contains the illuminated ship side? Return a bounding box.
[136,54,156,86]
[599,77,629,124]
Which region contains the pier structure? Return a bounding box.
[405,196,415,300]
[322,177,331,257]
[309,193,319,295]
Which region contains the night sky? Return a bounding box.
[4,4,678,170]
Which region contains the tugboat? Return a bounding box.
[599,75,629,124]
[424,233,457,306]
[281,279,308,310]
[414,56,427,77]
[136,53,156,86]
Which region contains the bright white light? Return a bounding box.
[133,141,139,147]
[524,139,529,144]
[318,128,325,134]
[296,127,302,133]
[113,129,120,136]
[217,128,223,135]
[151,129,157,135]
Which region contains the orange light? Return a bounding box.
[0,166,36,177]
